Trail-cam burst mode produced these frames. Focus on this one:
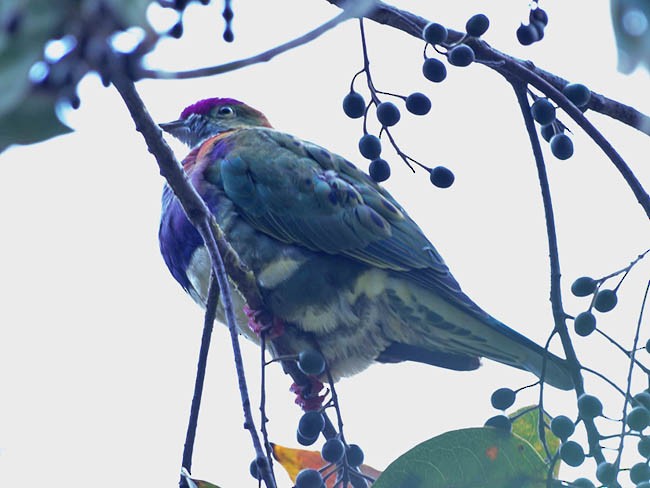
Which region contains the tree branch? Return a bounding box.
[109,55,276,488]
[141,0,375,80]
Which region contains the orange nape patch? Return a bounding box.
[485,445,499,461]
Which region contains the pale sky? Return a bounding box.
[1,1,649,487]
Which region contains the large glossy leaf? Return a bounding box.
[373,427,549,488]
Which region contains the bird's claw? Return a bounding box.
[290,377,326,411]
[243,304,285,339]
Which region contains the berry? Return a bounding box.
[358,134,382,160]
[550,133,574,160]
[631,462,650,484]
[249,458,262,480]
[530,8,549,27]
[571,479,595,488]
[516,23,540,46]
[595,462,617,484]
[296,468,323,488]
[430,166,455,188]
[550,415,575,440]
[297,430,318,446]
[376,102,401,126]
[563,83,591,108]
[298,350,326,375]
[574,311,597,337]
[636,392,650,410]
[490,387,516,410]
[578,394,603,419]
[343,91,366,119]
[369,159,390,182]
[322,438,345,463]
[346,444,364,467]
[531,98,556,125]
[406,92,432,115]
[169,21,184,38]
[530,21,545,41]
[594,289,618,313]
[298,411,325,438]
[640,437,650,458]
[540,124,555,142]
[423,22,448,45]
[448,44,475,67]
[484,415,512,432]
[466,13,489,37]
[628,407,650,432]
[571,276,598,297]
[646,338,650,353]
[422,58,447,82]
[560,440,585,467]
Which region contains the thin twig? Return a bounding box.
[180,273,219,487]
[512,82,613,481]
[615,280,650,469]
[109,56,276,488]
[141,1,376,80]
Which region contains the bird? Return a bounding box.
[158,97,573,391]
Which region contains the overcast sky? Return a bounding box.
[1,1,649,487]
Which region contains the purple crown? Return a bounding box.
[180,97,243,119]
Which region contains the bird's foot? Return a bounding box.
[290,377,326,411]
[243,304,285,339]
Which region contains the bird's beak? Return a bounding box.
[159,119,190,142]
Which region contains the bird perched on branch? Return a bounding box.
[158,97,573,391]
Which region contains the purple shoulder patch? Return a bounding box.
[180,97,243,119]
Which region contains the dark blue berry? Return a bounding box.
[369,159,390,182]
[631,462,650,484]
[595,462,616,484]
[571,276,597,297]
[516,23,540,45]
[530,8,549,27]
[448,44,475,67]
[359,134,382,160]
[484,414,512,432]
[297,430,318,446]
[423,22,448,45]
[574,312,597,337]
[298,411,325,438]
[578,394,603,419]
[550,415,575,440]
[298,350,326,375]
[376,102,401,126]
[405,92,432,115]
[635,392,650,410]
[490,388,516,410]
[422,58,447,82]
[430,166,454,188]
[466,13,489,37]
[571,478,595,488]
[594,289,617,313]
[540,124,555,142]
[563,83,591,108]
[531,98,556,125]
[638,436,650,458]
[346,444,364,467]
[550,133,574,160]
[560,440,585,467]
[343,92,366,119]
[321,438,345,463]
[296,468,323,488]
[627,406,650,432]
[249,458,262,480]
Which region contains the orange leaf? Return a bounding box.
[272,443,382,487]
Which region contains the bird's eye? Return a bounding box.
[217,106,234,116]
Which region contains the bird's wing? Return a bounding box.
[209,128,467,295]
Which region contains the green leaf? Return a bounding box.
[373,427,549,488]
[0,93,71,152]
[611,0,650,73]
[511,406,560,477]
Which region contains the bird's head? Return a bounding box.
[159,97,272,148]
